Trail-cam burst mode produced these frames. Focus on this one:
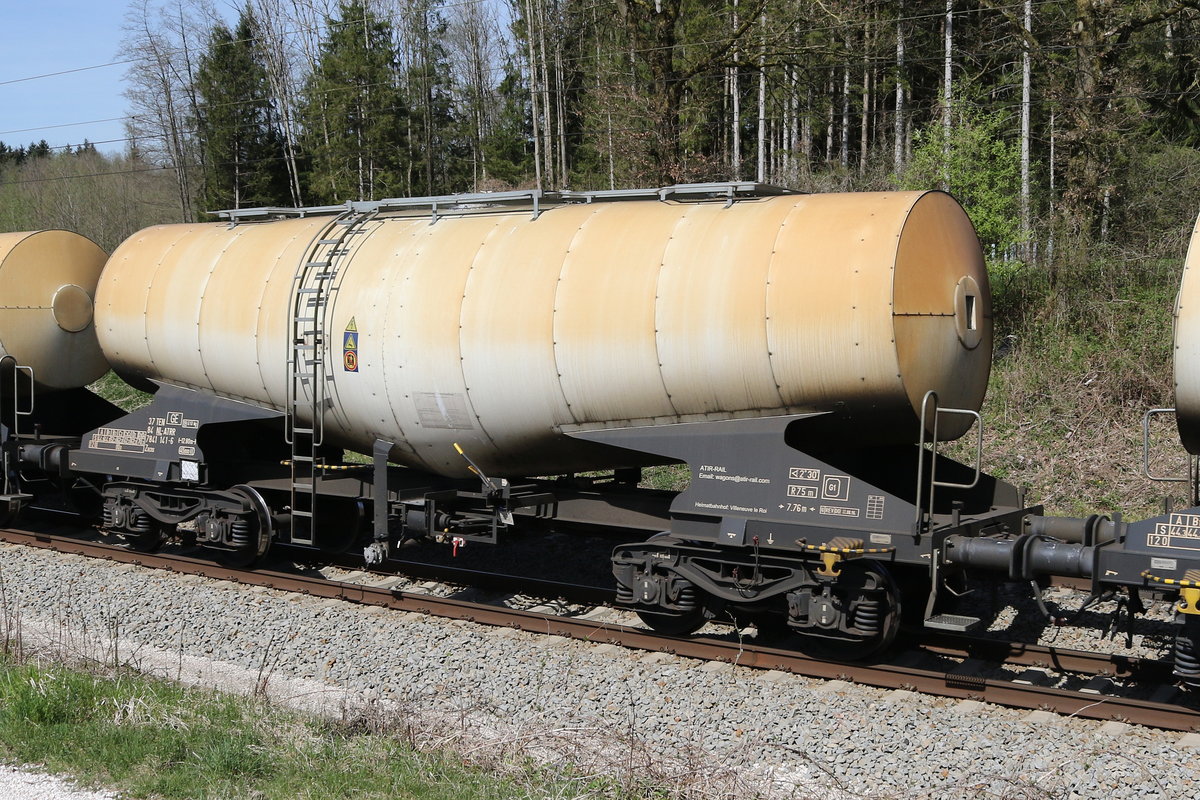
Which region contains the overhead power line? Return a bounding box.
[0,59,135,88]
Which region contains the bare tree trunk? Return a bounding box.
[756,11,766,182]
[447,0,498,190]
[405,114,414,195]
[825,72,834,163]
[1048,109,1056,261]
[555,36,568,188]
[841,32,850,170]
[254,0,304,204]
[171,1,205,210]
[894,0,904,173]
[1101,187,1110,241]
[1020,0,1032,258]
[860,21,870,176]
[520,0,543,190]
[780,66,789,181]
[535,0,553,186]
[942,0,953,188]
[731,0,741,180]
[789,65,799,181]
[802,86,812,176]
[595,5,615,190]
[122,0,204,222]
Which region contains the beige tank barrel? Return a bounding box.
[1175,212,1200,453]
[0,230,109,391]
[96,190,991,478]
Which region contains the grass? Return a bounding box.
[87,370,153,413]
[958,253,1187,518]
[0,656,571,800]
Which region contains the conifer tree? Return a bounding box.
[480,68,534,187]
[301,0,407,202]
[194,7,288,210]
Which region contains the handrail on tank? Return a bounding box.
[560,182,798,207]
[0,355,34,497]
[209,183,801,224]
[1142,407,1200,504]
[914,390,984,531]
[0,356,35,429]
[1142,407,1192,483]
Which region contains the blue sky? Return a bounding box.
[0,2,133,153]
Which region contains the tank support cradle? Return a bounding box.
[364,438,557,563]
[364,438,395,565]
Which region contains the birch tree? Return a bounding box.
[446,0,506,189]
[121,0,216,221]
[194,8,289,210]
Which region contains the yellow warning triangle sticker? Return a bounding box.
[345,317,357,332]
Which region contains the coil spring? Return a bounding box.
[853,598,882,636]
[129,508,151,534]
[1174,632,1200,680]
[676,584,697,612]
[101,503,115,529]
[615,583,634,603]
[230,518,251,549]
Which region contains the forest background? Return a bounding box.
[3,0,1200,515]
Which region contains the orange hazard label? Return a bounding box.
[343,317,360,372]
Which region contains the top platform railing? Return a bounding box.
[211,182,799,224]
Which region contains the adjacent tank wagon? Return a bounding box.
[0,230,108,390]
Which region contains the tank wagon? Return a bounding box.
[0,230,109,390]
[0,230,121,520]
[3,184,1200,674]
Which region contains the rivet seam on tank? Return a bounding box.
[550,206,599,417]
[143,230,189,374]
[762,198,799,406]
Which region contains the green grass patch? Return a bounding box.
[959,252,1187,517]
[639,464,689,492]
[0,656,591,799]
[87,371,153,413]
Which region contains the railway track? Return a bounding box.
[1,524,1197,731]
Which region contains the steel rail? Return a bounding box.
[319,548,617,606]
[325,549,1177,684]
[1,527,1196,731]
[914,630,1178,683]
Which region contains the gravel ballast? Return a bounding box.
[0,542,1197,799]
[0,765,117,800]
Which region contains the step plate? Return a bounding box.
[924,614,982,633]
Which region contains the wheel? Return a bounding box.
[748,612,795,646]
[1173,614,1200,688]
[636,606,710,636]
[623,533,713,635]
[117,507,165,553]
[121,526,164,553]
[217,486,274,567]
[795,560,902,661]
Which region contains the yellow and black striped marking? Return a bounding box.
[802,537,894,578]
[1141,570,1200,616]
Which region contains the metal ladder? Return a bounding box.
[0,356,34,520]
[286,208,376,546]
